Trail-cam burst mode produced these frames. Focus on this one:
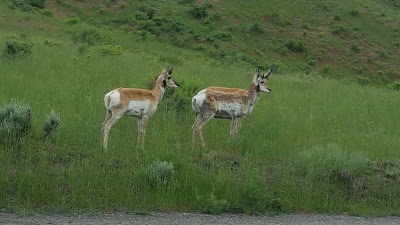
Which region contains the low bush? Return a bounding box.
[285,39,306,52]
[249,22,264,33]
[0,100,32,146]
[190,5,208,20]
[296,143,369,181]
[2,40,33,58]
[143,160,175,187]
[71,28,101,45]
[389,80,400,90]
[196,192,228,214]
[213,32,233,41]
[163,78,203,113]
[66,17,80,25]
[13,0,46,9]
[43,111,60,139]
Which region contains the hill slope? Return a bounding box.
[1,0,399,84]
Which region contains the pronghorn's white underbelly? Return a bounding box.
[125,100,153,116]
[216,101,244,117]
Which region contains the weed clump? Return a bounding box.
[97,44,124,56]
[43,111,60,139]
[196,192,228,214]
[0,100,32,146]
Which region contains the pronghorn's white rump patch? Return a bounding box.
[192,90,207,112]
[105,90,121,109]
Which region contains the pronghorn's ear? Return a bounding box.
[168,66,173,75]
[253,67,262,82]
[264,65,277,79]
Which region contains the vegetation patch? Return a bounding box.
[2,40,33,58]
[0,100,32,146]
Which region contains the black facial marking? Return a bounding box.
[163,80,167,87]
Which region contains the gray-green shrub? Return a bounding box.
[144,160,175,186]
[296,143,369,181]
[0,100,32,145]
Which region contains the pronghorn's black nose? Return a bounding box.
[175,81,180,87]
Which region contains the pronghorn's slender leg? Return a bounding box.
[195,113,215,148]
[136,117,143,149]
[229,110,238,136]
[135,115,149,149]
[101,110,112,133]
[230,117,242,137]
[140,115,149,149]
[235,117,244,134]
[192,113,203,147]
[103,110,124,151]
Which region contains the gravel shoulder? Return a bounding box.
[2,212,400,225]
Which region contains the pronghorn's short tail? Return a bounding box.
[192,98,200,112]
[104,90,120,110]
[192,90,206,113]
[104,93,112,109]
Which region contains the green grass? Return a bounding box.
[1,0,400,216]
[1,42,400,215]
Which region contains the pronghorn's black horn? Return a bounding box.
[264,65,276,78]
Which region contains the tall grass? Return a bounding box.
[1,42,400,215]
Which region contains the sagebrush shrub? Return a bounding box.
[0,100,32,145]
[144,160,175,186]
[296,143,369,181]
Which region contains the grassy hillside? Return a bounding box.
[1,0,400,216]
[2,0,400,83]
[41,0,400,84]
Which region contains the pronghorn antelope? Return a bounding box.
[191,66,276,148]
[102,66,180,150]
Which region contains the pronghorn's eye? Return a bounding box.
[260,81,264,84]
[167,77,171,80]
